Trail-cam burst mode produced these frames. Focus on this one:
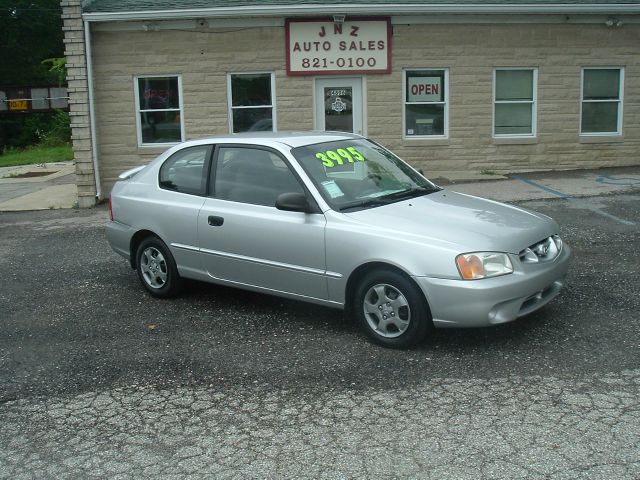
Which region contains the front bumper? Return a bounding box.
[414,244,571,328]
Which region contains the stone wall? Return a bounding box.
[371,22,640,176]
[61,0,96,207]
[88,20,639,195]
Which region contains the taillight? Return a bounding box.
[108,197,114,221]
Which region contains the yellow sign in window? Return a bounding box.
[8,100,28,111]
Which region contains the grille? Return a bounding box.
[519,235,562,264]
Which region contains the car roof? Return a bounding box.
[180,131,362,149]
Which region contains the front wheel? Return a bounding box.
[136,236,182,298]
[354,269,432,348]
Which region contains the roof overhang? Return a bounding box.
[82,3,640,22]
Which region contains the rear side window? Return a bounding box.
[159,145,210,196]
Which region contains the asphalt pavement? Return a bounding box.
[0,171,639,478]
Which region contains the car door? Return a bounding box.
[197,145,328,300]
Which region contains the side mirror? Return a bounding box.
[275,192,312,213]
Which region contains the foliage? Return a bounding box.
[41,57,67,86]
[0,2,67,151]
[0,0,64,85]
[40,110,71,146]
[0,110,70,149]
[0,144,72,168]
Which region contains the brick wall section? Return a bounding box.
[61,0,96,207]
[90,21,640,194]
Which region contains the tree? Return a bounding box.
[0,0,64,85]
[41,56,66,86]
[0,1,66,150]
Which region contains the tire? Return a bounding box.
[353,269,432,349]
[135,236,182,298]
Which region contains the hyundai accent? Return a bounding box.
[107,132,570,348]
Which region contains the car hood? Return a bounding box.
[342,189,558,254]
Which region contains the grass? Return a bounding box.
[0,144,73,168]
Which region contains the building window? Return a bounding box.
[135,75,184,146]
[494,68,537,137]
[581,68,624,135]
[403,69,448,138]
[228,73,276,133]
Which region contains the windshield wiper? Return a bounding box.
[338,197,390,212]
[380,185,440,201]
[338,186,440,212]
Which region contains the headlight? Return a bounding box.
[456,252,513,280]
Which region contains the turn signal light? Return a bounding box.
[456,252,514,280]
[456,255,485,280]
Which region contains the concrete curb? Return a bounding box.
[0,184,78,211]
[0,163,75,184]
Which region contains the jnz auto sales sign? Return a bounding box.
[286,18,391,76]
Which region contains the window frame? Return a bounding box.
[493,67,538,138]
[402,68,449,140]
[134,74,185,148]
[226,72,277,133]
[580,66,624,137]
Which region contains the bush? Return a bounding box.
[0,110,70,152]
[40,110,71,147]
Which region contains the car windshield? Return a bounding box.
[291,138,440,211]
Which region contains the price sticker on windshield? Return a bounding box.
[315,146,366,168]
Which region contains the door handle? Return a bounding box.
[208,215,224,226]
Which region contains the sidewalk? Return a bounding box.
[436,166,640,203]
[0,162,638,212]
[0,162,77,211]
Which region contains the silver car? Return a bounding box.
[107,132,570,348]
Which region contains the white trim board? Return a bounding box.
[83,4,640,22]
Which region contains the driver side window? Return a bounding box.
[213,147,305,207]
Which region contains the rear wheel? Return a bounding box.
[354,269,432,348]
[136,236,182,298]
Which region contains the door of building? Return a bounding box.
[314,78,364,135]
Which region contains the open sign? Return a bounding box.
[407,76,443,102]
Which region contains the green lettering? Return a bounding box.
[316,152,334,167]
[327,150,343,165]
[347,146,366,162]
